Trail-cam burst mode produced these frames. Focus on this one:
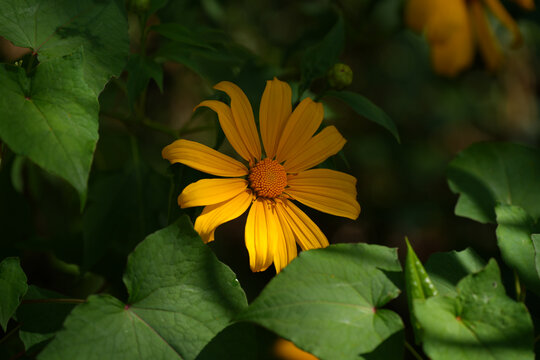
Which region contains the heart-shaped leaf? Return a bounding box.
[39,216,247,360]
[415,260,534,360]
[237,243,403,360]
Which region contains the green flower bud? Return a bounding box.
[327,63,353,89]
[128,0,150,13]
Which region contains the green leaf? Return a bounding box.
[533,234,540,280]
[0,53,99,204]
[16,286,77,352]
[424,248,485,296]
[153,24,219,51]
[447,142,540,223]
[126,54,163,108]
[82,157,169,273]
[404,238,437,343]
[237,243,403,360]
[155,24,250,84]
[405,238,438,300]
[0,257,28,331]
[325,90,400,143]
[300,16,345,93]
[39,217,247,360]
[415,260,534,360]
[0,0,129,95]
[495,204,540,296]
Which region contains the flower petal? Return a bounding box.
[214,81,261,161]
[179,178,248,208]
[286,169,360,220]
[162,139,248,177]
[284,126,346,173]
[275,199,329,251]
[259,78,292,159]
[483,0,522,47]
[470,0,504,71]
[273,203,298,273]
[196,100,252,161]
[245,198,277,272]
[405,0,434,32]
[275,98,324,163]
[511,0,534,10]
[425,0,474,76]
[194,190,253,243]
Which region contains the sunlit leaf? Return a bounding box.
[447,142,540,224]
[424,248,485,296]
[0,53,99,204]
[495,204,540,296]
[0,0,129,95]
[404,238,437,343]
[0,257,27,331]
[39,217,247,360]
[325,90,400,143]
[237,243,403,360]
[415,260,534,360]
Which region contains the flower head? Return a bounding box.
[405,0,532,76]
[162,78,360,272]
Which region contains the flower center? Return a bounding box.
[248,158,287,198]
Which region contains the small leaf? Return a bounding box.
[325,90,400,143]
[447,142,540,224]
[16,286,77,352]
[0,52,99,204]
[405,238,438,300]
[404,238,437,343]
[40,217,247,360]
[0,0,129,95]
[300,16,345,93]
[424,248,485,296]
[415,260,534,360]
[237,243,403,360]
[495,204,540,296]
[0,257,28,331]
[126,54,164,108]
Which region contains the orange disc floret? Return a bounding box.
[248,158,287,198]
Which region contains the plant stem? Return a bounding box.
[0,323,22,345]
[404,340,424,360]
[21,298,86,304]
[25,53,36,75]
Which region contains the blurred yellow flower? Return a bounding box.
[162,78,360,273]
[274,338,319,360]
[405,0,533,76]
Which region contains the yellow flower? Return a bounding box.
[405,0,532,76]
[274,338,319,360]
[162,78,360,273]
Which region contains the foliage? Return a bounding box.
[0,0,539,359]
